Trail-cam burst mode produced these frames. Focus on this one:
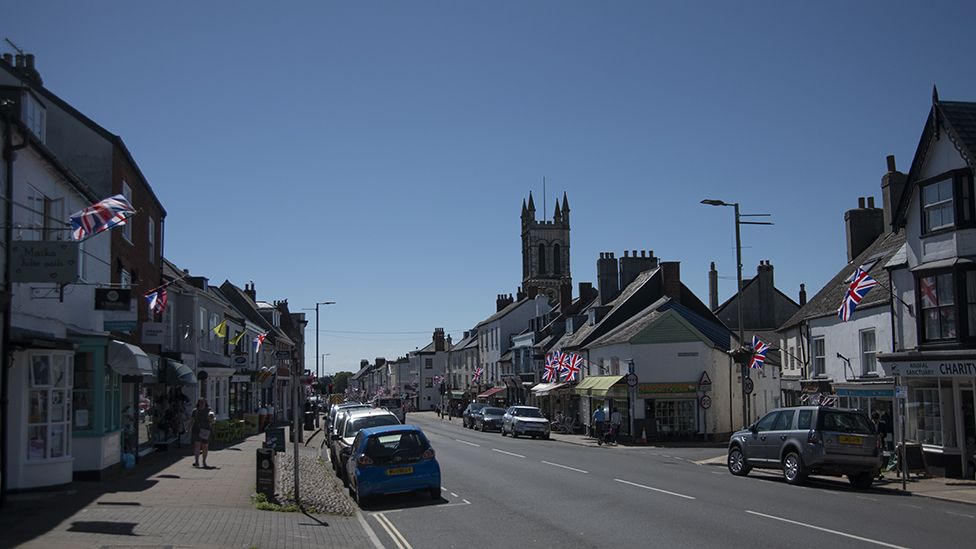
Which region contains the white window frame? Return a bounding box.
[27,352,73,461]
[859,329,877,375]
[23,93,46,142]
[812,337,825,377]
[922,178,954,232]
[199,307,209,352]
[120,269,131,289]
[148,216,155,264]
[121,181,133,243]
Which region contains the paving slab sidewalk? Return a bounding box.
[3,420,376,549]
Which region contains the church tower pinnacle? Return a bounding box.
[520,191,571,301]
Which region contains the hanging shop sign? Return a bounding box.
[141,322,164,345]
[11,241,79,284]
[95,288,132,310]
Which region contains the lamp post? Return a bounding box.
[306,301,335,428]
[701,199,771,429]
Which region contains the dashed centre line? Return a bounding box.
[541,460,588,474]
[492,448,526,458]
[745,510,907,548]
[455,439,480,447]
[613,478,696,500]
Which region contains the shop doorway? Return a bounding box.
[962,387,976,480]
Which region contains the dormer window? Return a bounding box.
[23,93,45,142]
[920,169,975,234]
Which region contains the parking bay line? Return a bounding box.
[492,448,525,458]
[455,439,480,447]
[541,460,588,474]
[613,479,696,500]
[745,510,907,549]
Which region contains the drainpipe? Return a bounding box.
[1,117,28,507]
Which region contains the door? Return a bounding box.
[745,411,780,465]
[763,409,796,463]
[962,388,976,479]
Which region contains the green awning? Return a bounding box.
[449,390,465,398]
[573,375,625,397]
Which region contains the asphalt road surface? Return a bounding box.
[351,414,975,549]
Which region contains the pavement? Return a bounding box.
[1,418,378,549]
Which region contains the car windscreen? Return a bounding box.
[512,408,543,418]
[377,399,402,408]
[820,411,874,434]
[484,408,505,416]
[364,432,428,460]
[345,415,400,438]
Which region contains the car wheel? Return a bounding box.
[542,434,550,440]
[501,425,506,436]
[848,471,874,490]
[782,451,808,485]
[728,446,751,476]
[512,429,518,438]
[429,486,440,500]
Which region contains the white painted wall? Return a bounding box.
[808,303,892,381]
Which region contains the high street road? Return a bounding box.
[356,413,976,549]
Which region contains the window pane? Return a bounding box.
[52,390,66,422]
[32,356,51,386]
[938,274,955,305]
[942,308,957,339]
[29,390,48,423]
[50,425,65,458]
[28,426,47,460]
[52,355,67,387]
[920,276,938,308]
[969,271,976,337]
[925,309,942,340]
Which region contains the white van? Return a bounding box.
[373,397,406,423]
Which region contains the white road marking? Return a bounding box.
[455,439,480,447]
[492,448,525,458]
[450,492,459,498]
[946,510,975,519]
[902,504,922,509]
[745,510,908,549]
[375,513,413,549]
[355,510,385,549]
[542,460,589,474]
[613,478,696,500]
[463,499,470,504]
[857,495,879,502]
[711,471,725,475]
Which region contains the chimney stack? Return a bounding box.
[496,294,513,312]
[708,261,719,311]
[597,252,620,305]
[661,261,681,303]
[559,282,573,315]
[756,261,775,328]
[1,53,12,65]
[14,54,24,68]
[433,328,446,351]
[881,155,907,234]
[845,196,884,262]
[619,249,659,291]
[527,286,538,299]
[244,282,256,302]
[799,283,807,307]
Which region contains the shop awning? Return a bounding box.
[449,390,465,399]
[531,382,568,396]
[165,359,197,386]
[477,386,506,399]
[573,375,624,397]
[107,340,153,377]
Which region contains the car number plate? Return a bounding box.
[838,435,863,445]
[386,466,413,476]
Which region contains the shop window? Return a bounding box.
[920,273,956,341]
[860,329,877,375]
[654,400,696,435]
[104,369,120,431]
[72,352,94,432]
[967,271,976,338]
[28,352,73,461]
[911,387,943,446]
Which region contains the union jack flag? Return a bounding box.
[542,352,560,382]
[433,375,444,385]
[557,351,572,377]
[749,335,769,369]
[253,332,268,353]
[837,267,878,321]
[69,194,136,240]
[145,287,167,314]
[561,353,583,382]
[472,367,483,382]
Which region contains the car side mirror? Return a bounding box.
[331,434,341,441]
[749,424,758,433]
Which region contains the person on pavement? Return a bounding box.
[592,406,606,441]
[610,408,622,444]
[188,399,213,468]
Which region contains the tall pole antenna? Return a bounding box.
[4,38,24,54]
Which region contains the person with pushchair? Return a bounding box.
[592,405,606,443]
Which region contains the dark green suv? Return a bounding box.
[727,406,882,489]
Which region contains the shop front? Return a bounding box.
[574,375,625,437]
[833,383,895,452]
[880,353,976,479]
[637,382,698,441]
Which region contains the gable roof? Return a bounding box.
[895,98,976,227]
[590,297,731,351]
[779,229,905,330]
[219,280,293,346]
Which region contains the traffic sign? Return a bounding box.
[699,395,712,409]
[895,386,908,399]
[275,350,291,359]
[625,372,639,387]
[698,371,712,391]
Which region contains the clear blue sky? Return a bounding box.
[7,1,976,374]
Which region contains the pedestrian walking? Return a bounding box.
[871,411,884,479]
[610,408,622,444]
[592,405,606,442]
[188,399,213,468]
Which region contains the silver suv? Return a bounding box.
[727,406,882,489]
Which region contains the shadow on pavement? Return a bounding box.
[359,492,444,512]
[67,520,139,536]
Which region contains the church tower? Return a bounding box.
[521,191,571,301]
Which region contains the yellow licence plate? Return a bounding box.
[386,466,413,476]
[838,435,863,445]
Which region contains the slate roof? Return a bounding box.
[219,280,293,346]
[779,229,906,330]
[451,332,478,351]
[939,101,976,164]
[590,297,732,351]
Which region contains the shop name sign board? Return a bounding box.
[11,241,79,284]
[638,382,697,396]
[889,360,976,378]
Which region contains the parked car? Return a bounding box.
[328,405,372,465]
[475,406,505,432]
[501,406,550,439]
[462,403,487,429]
[373,397,406,423]
[727,406,882,488]
[328,402,369,432]
[331,409,401,484]
[346,424,441,507]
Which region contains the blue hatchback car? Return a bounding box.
[346,424,441,506]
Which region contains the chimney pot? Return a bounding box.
[640,250,646,258]
[14,54,24,68]
[886,155,897,173]
[624,250,629,257]
[858,197,866,209]
[25,53,35,69]
[867,196,876,208]
[632,250,637,257]
[2,53,11,64]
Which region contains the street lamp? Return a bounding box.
[305,301,335,428]
[701,199,772,429]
